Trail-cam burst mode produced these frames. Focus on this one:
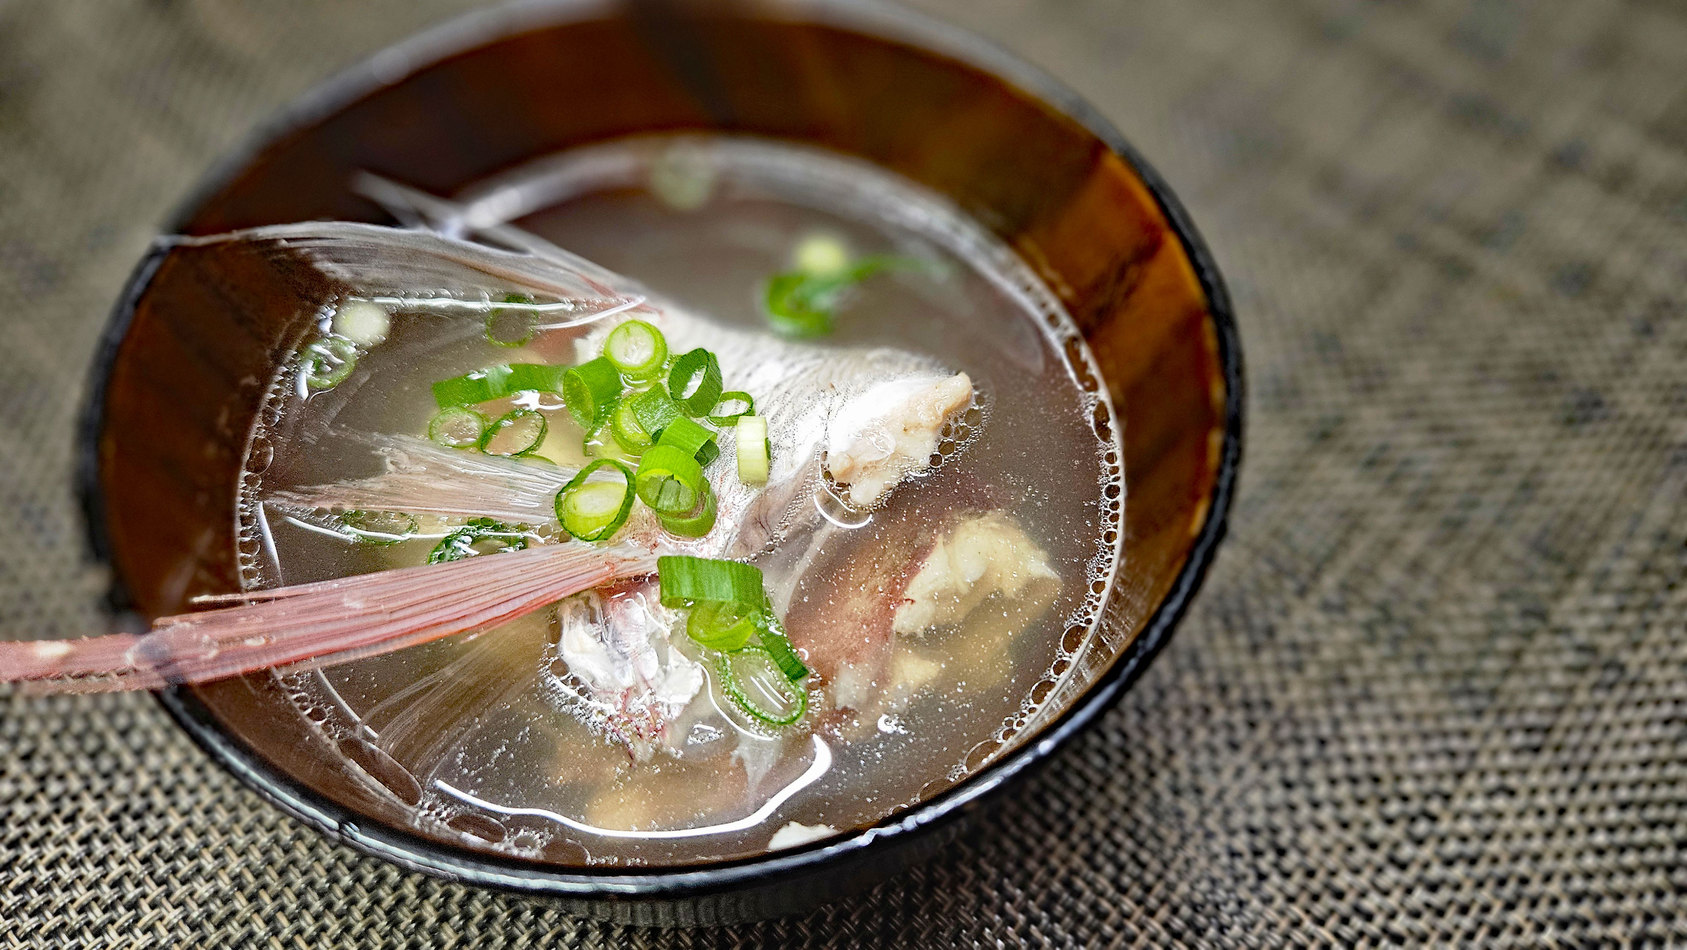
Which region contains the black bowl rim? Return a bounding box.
[76,0,1244,903]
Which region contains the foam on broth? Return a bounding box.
[236,137,1124,865]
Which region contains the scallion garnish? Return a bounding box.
[657,483,718,538]
[706,391,755,426]
[735,415,770,484]
[656,415,720,467]
[602,319,669,379]
[479,408,547,457]
[657,555,767,609]
[655,556,810,722]
[304,336,358,390]
[428,518,529,564]
[634,444,705,515]
[431,363,566,408]
[686,601,759,652]
[629,387,682,440]
[755,612,810,681]
[714,647,808,726]
[563,357,623,429]
[554,459,635,541]
[609,400,655,453]
[667,348,724,417]
[428,406,488,448]
[761,255,922,338]
[484,293,537,347]
[432,364,513,407]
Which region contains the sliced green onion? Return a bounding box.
[657,556,811,711]
[762,255,925,339]
[338,510,418,546]
[736,415,770,484]
[635,444,705,515]
[658,482,718,538]
[629,386,682,440]
[431,363,567,408]
[755,612,810,681]
[714,647,808,726]
[332,300,391,347]
[657,556,766,609]
[304,336,358,390]
[428,518,528,564]
[609,400,655,453]
[432,363,513,407]
[686,601,758,652]
[563,357,623,429]
[480,408,548,456]
[554,459,635,541]
[428,406,488,448]
[603,319,669,379]
[506,363,567,392]
[762,272,834,337]
[667,348,724,416]
[707,391,755,426]
[484,294,537,347]
[656,415,720,467]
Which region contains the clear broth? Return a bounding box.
[238,137,1123,866]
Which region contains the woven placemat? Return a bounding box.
[4,0,1686,945]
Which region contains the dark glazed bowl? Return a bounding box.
[80,0,1242,925]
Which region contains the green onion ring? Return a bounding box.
[484,293,537,347]
[428,406,488,448]
[304,336,358,390]
[707,391,755,426]
[635,444,705,515]
[656,415,720,467]
[629,386,682,440]
[603,319,669,379]
[754,612,810,681]
[666,348,724,416]
[657,482,718,538]
[338,510,419,546]
[554,459,636,542]
[735,415,770,484]
[609,400,655,453]
[686,600,759,652]
[563,357,623,429]
[714,647,808,726]
[479,408,548,457]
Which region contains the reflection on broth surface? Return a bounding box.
[239,138,1123,865]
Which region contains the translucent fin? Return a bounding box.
[0,544,654,694]
[165,220,650,322]
[269,431,572,523]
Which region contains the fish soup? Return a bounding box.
[240,137,1123,865]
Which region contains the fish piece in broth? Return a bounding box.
[261,223,982,761]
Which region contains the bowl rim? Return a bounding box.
[76,0,1244,901]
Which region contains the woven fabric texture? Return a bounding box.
[3,0,1686,946]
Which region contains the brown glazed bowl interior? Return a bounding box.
[82,0,1240,925]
